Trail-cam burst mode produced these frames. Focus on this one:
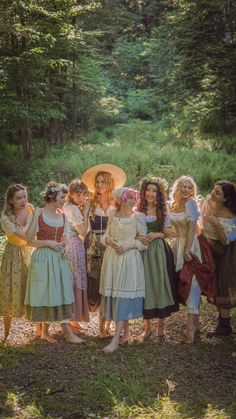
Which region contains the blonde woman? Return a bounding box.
[0,184,39,340]
[167,176,215,344]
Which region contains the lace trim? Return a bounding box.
[100,289,145,299]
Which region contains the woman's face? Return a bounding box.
[10,189,27,211]
[211,185,225,204]
[71,191,88,206]
[180,181,194,200]
[54,191,68,209]
[145,184,157,204]
[95,174,108,195]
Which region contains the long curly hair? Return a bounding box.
[91,171,114,217]
[170,176,197,210]
[2,184,27,220]
[138,175,168,230]
[216,180,236,214]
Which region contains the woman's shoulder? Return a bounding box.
[26,203,34,214]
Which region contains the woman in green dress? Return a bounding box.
[24,182,83,344]
[137,176,179,338]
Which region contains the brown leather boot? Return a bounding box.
[208,316,232,337]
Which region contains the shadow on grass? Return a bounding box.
[0,325,235,418]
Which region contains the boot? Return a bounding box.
[208,316,232,337]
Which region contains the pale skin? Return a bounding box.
[3,189,40,340]
[102,197,138,353]
[171,180,199,344]
[202,184,235,320]
[29,191,84,344]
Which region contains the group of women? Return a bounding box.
[0,163,236,352]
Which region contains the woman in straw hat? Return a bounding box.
[81,164,126,337]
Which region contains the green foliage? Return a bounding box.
[1,121,235,210]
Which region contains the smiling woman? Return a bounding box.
[24,182,83,344]
[0,184,39,340]
[82,164,126,337]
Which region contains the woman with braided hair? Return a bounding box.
[137,176,179,339]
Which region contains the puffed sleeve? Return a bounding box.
[24,212,40,234]
[225,230,236,242]
[1,215,17,235]
[64,205,83,226]
[63,215,70,236]
[185,200,200,221]
[134,212,148,251]
[135,211,147,236]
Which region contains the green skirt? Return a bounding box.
[142,238,179,319]
[24,247,74,322]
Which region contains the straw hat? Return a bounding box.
[81,164,126,193]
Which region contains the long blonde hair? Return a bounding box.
[170,176,197,210]
[91,171,114,216]
[2,184,27,221]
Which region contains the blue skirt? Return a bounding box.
[101,296,143,321]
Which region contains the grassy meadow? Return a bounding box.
[1,120,236,208]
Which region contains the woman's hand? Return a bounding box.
[184,250,192,262]
[47,240,64,252]
[136,235,150,245]
[147,232,164,241]
[83,199,91,214]
[163,227,179,239]
[203,215,219,226]
[105,237,119,249]
[33,207,42,217]
[115,244,132,255]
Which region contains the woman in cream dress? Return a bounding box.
[99,188,147,353]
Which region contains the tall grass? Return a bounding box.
[1,120,236,208]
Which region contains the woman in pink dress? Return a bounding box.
[63,179,90,332]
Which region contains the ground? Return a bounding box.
[0,302,235,419]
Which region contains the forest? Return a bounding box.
[1,0,236,204]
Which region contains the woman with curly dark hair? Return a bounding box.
[201,180,236,336]
[137,176,179,339]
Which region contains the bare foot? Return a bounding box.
[36,323,42,337]
[184,327,196,344]
[41,335,57,344]
[105,321,111,335]
[65,334,84,344]
[157,327,165,337]
[69,321,86,331]
[103,341,119,353]
[119,335,130,345]
[69,326,82,335]
[99,330,109,339]
[141,329,152,340]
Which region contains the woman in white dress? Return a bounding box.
[99,188,147,353]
